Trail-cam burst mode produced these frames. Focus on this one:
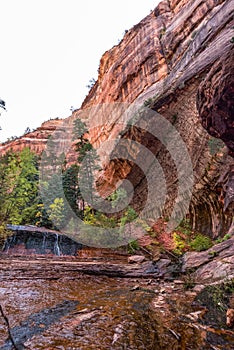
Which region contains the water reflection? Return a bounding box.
[0,276,233,349]
[0,277,158,349]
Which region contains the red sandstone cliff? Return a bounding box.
[0,119,64,154]
[0,0,233,236]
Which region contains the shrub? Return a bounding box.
[173,232,186,255]
[128,239,139,254]
[183,272,196,290]
[144,98,153,107]
[83,206,117,228]
[175,218,193,236]
[215,234,231,244]
[190,234,213,252]
[173,220,213,254]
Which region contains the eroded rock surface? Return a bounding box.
[197,45,234,157]
[79,0,234,236]
[0,0,233,236]
[182,237,234,282]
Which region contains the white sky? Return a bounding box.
[0,0,160,141]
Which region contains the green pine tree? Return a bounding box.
[72,118,100,215]
[62,164,80,215]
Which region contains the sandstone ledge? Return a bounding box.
[182,237,234,283]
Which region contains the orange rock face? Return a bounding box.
[0,119,64,155]
[226,309,234,328]
[0,0,233,236]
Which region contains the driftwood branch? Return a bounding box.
[0,304,19,350]
[139,246,153,257]
[167,327,181,340]
[162,247,180,261]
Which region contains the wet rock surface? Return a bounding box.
[0,268,233,349]
[2,226,82,256]
[0,0,233,237]
[0,228,177,280]
[0,0,233,347]
[0,256,174,280]
[0,276,161,349]
[0,228,233,349]
[0,300,79,350]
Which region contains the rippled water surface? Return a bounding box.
[0,255,233,349]
[0,276,161,349]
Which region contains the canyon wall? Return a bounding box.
[81,0,233,236]
[1,0,233,236]
[0,119,63,154]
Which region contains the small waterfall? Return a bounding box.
[2,226,82,256]
[42,233,46,253]
[1,240,8,252]
[2,234,16,253]
[54,234,61,256]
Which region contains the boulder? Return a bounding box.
[128,255,145,264]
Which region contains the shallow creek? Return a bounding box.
[0,249,233,349]
[0,269,233,349]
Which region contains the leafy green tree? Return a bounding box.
[48,197,65,230]
[35,203,52,228]
[83,206,117,228]
[39,133,68,227]
[0,148,39,226]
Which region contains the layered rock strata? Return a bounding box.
[0,0,233,236]
[0,119,63,154]
[81,0,233,236]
